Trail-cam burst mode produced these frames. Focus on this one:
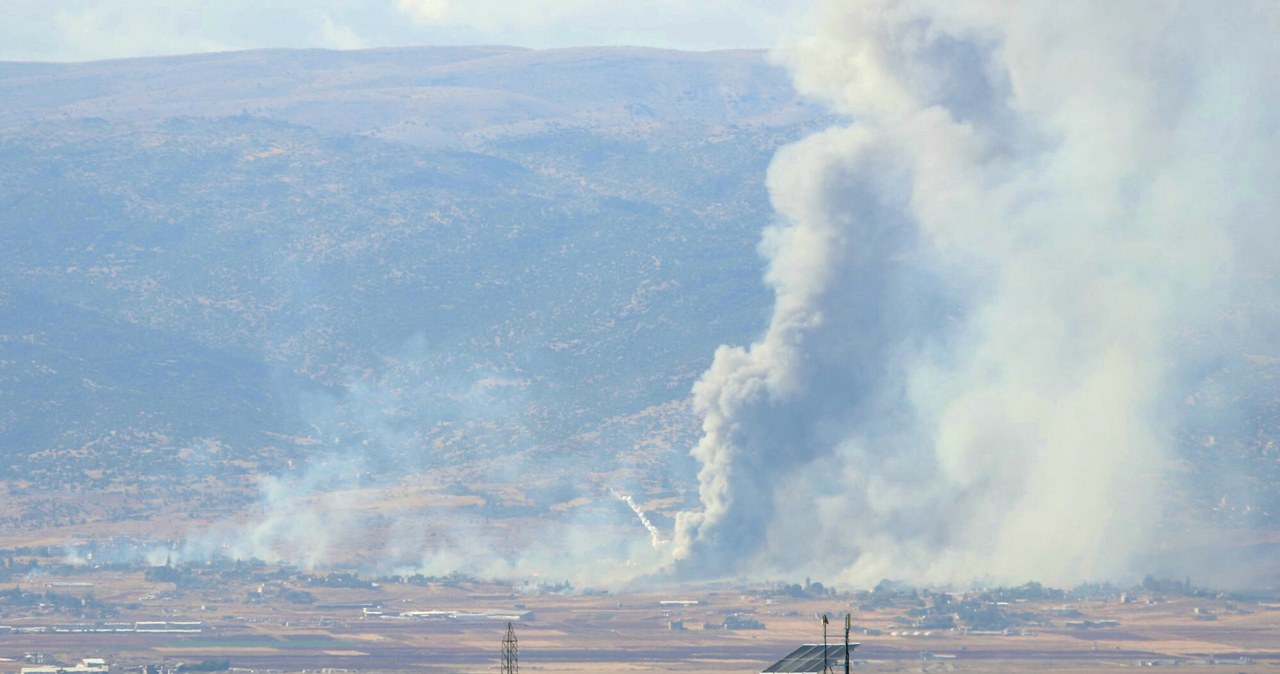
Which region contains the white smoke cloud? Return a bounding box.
[672,0,1280,587]
[163,330,673,588]
[396,0,451,24]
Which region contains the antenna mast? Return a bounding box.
[501,622,519,674]
[844,613,851,674]
[822,614,832,674]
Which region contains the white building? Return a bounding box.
[22,658,109,674]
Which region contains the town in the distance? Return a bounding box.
[0,539,1275,674]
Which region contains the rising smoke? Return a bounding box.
[162,0,1280,590]
[671,0,1280,586]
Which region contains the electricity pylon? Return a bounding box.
[501,622,519,674]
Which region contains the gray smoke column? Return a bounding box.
[672,0,1280,585]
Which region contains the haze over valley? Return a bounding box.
[0,45,831,581]
[3,1,1280,596]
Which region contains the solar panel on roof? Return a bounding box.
[761,643,859,674]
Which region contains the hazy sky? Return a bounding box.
[0,0,809,62]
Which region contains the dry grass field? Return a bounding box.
[2,567,1280,674]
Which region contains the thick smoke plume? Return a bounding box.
[672,0,1280,586]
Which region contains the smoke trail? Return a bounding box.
[611,487,666,548]
[672,0,1280,585]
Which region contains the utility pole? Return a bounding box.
[844,613,851,674]
[822,614,832,674]
[501,622,518,674]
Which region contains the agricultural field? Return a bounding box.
[1,560,1279,674]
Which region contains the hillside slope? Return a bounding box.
[0,47,830,554]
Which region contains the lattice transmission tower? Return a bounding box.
[501,622,519,674]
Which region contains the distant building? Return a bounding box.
[396,609,534,622]
[724,615,765,630]
[22,658,110,674]
[133,621,202,633]
[1064,619,1119,629]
